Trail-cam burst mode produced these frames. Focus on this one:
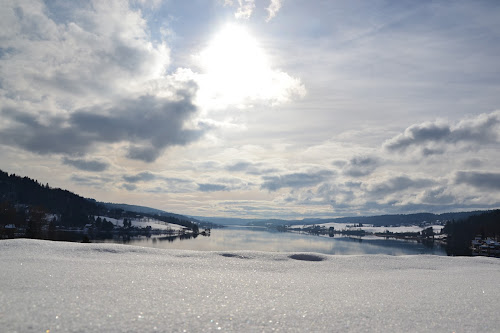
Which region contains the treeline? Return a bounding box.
[0,169,197,236]
[442,210,500,256]
[0,170,104,227]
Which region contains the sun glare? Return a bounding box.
[197,24,273,108]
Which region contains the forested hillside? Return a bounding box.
[443,210,500,255]
[0,170,104,227]
[0,169,197,236]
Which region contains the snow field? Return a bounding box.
[96,216,185,231]
[316,222,444,234]
[1,239,499,332]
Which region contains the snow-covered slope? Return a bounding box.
[97,216,185,231]
[1,239,499,332]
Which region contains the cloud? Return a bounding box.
[69,174,112,188]
[365,175,436,197]
[225,161,279,175]
[463,158,483,168]
[120,171,197,193]
[343,156,379,177]
[62,157,109,172]
[384,111,500,155]
[419,187,456,205]
[455,171,500,190]
[123,171,157,183]
[261,170,335,191]
[266,0,283,21]
[0,0,206,163]
[122,183,137,191]
[198,183,229,192]
[226,161,254,172]
[1,0,169,103]
[225,0,283,21]
[235,0,255,19]
[0,92,204,162]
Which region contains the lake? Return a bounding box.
[95,226,447,256]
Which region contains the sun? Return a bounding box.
[197,23,274,109]
[202,24,268,78]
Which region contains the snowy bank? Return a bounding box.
[1,239,499,332]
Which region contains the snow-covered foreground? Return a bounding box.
[1,240,499,332]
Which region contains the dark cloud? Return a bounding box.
[385,123,451,151]
[62,157,109,172]
[332,160,347,168]
[421,147,445,156]
[122,183,137,191]
[463,158,483,168]
[261,170,335,191]
[226,162,253,172]
[0,91,204,162]
[366,176,436,196]
[455,171,500,190]
[121,172,196,193]
[126,146,161,163]
[198,183,229,192]
[419,187,456,205]
[343,156,379,177]
[345,181,362,188]
[225,161,279,176]
[123,171,157,183]
[384,111,500,154]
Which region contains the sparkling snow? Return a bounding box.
[1,239,499,332]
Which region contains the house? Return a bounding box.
[2,224,17,238]
[83,224,94,234]
[471,236,500,258]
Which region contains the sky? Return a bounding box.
[1,0,500,219]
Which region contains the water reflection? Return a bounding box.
[97,226,447,256]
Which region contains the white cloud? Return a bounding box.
[223,0,283,21]
[0,0,170,110]
[235,0,255,20]
[266,0,283,21]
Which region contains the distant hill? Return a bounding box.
[101,202,198,222]
[190,216,270,225]
[300,211,488,227]
[197,211,490,227]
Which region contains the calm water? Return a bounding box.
[97,226,447,256]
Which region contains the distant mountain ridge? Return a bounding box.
[100,202,198,222]
[194,211,490,227]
